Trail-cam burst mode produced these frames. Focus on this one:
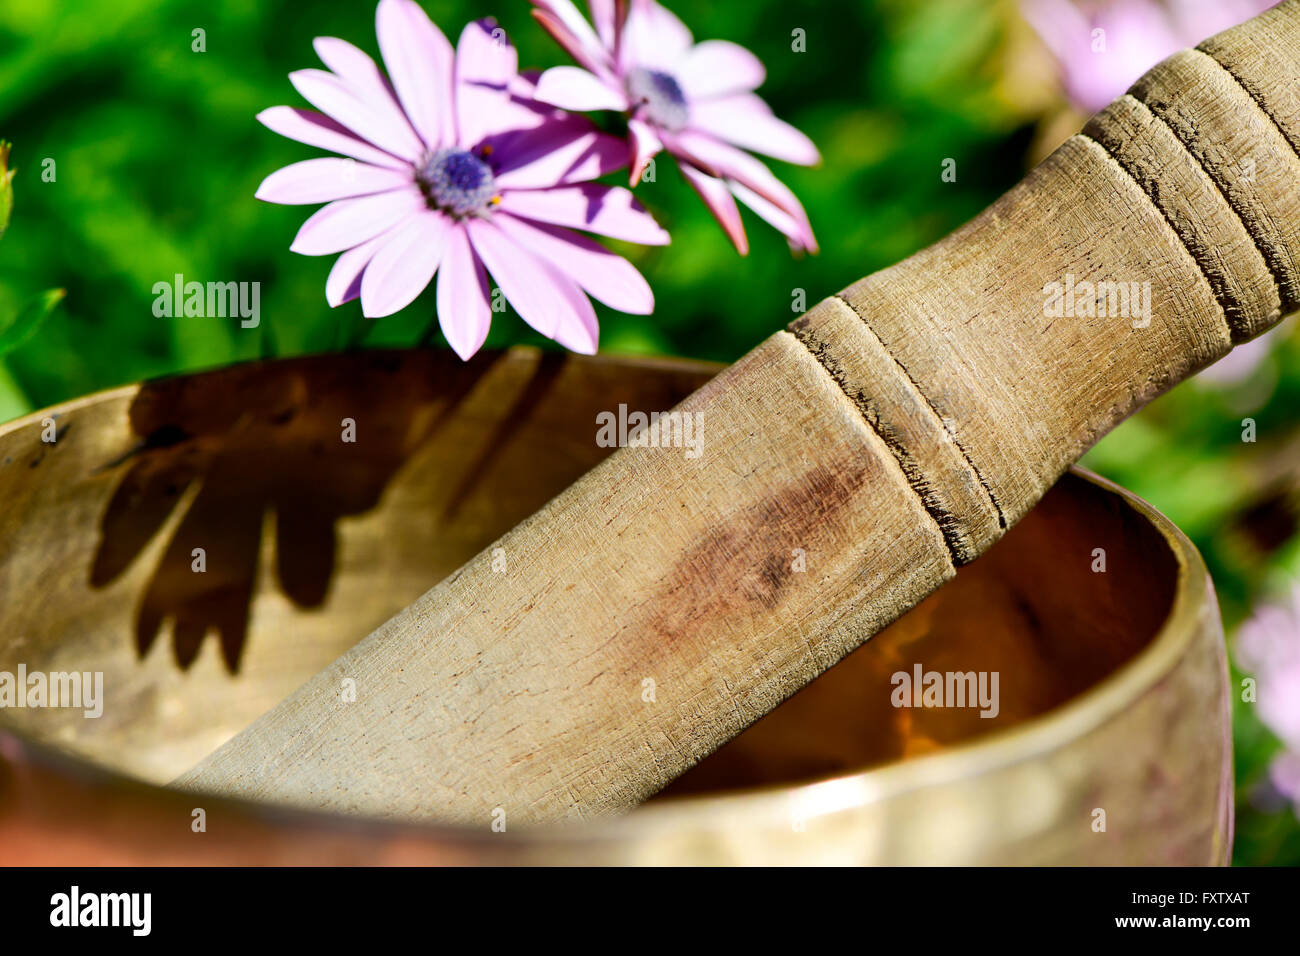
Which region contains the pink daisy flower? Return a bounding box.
[1235,586,1300,816]
[256,0,669,359]
[1022,0,1277,114]
[529,0,819,255]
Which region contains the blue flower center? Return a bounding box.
[417,148,498,217]
[626,67,689,132]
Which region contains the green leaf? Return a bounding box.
[0,288,64,355]
[0,358,32,423]
[0,140,12,241]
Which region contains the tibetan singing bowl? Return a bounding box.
[0,349,1231,864]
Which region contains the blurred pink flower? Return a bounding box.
[1198,329,1274,384]
[1022,0,1278,114]
[1235,586,1300,814]
[530,0,819,255]
[257,0,668,359]
[1196,317,1292,390]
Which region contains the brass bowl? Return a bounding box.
[0,349,1231,864]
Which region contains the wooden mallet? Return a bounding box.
[177,1,1300,825]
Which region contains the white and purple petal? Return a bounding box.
[289,68,425,161]
[677,40,766,99]
[731,180,817,253]
[531,0,615,79]
[360,211,451,317]
[467,217,594,345]
[534,66,628,112]
[375,0,457,148]
[256,107,408,169]
[619,0,693,70]
[549,281,601,354]
[491,117,628,188]
[496,213,654,315]
[666,131,815,249]
[498,183,668,245]
[677,161,748,255]
[326,229,395,307]
[436,224,494,360]
[455,19,522,148]
[256,158,413,205]
[588,0,625,49]
[290,189,424,255]
[311,36,425,150]
[688,94,820,166]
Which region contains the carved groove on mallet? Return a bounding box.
[1130,48,1300,314]
[1081,121,1232,343]
[1198,1,1300,159]
[829,294,1009,543]
[1080,107,1245,342]
[788,296,1003,564]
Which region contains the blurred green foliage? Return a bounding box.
[1,0,1296,864]
[1085,330,1300,866]
[0,0,1038,404]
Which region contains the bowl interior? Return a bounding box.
[0,349,1177,805]
[660,469,1177,797]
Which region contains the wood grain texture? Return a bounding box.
[1200,1,1300,158]
[177,333,954,822]
[178,0,1300,823]
[1082,94,1281,340]
[1129,48,1300,312]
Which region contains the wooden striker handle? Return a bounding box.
[794,2,1300,563]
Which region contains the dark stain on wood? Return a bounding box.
[639,458,874,649]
